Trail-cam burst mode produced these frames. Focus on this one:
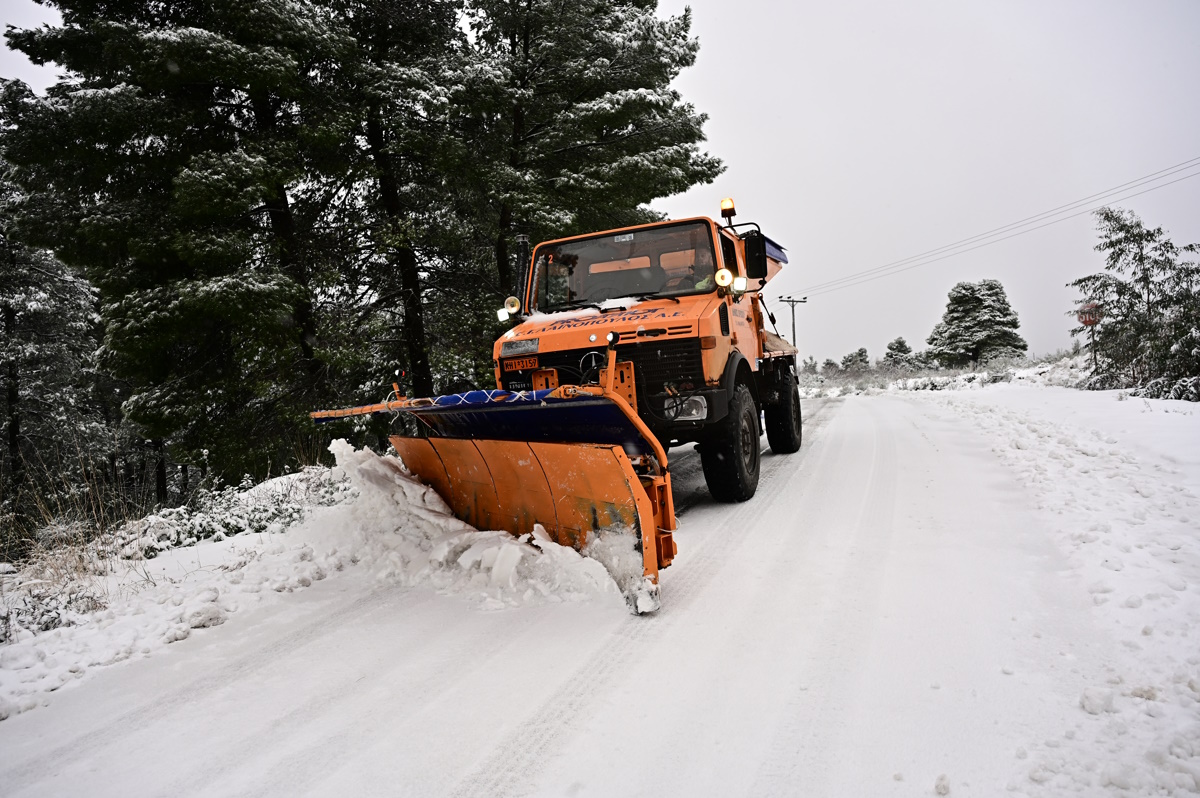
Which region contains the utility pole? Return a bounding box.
[779,296,808,344]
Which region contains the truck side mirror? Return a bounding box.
[742,231,768,281]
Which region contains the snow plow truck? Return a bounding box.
[312,199,802,612]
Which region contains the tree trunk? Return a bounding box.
[2,302,22,500]
[495,202,512,291]
[365,106,434,398]
[493,91,527,292]
[155,440,168,506]
[250,92,323,386]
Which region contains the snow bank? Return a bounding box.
[911,386,1200,795]
[0,441,628,722]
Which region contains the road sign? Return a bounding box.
[1077,303,1103,326]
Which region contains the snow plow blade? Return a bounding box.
[312,379,676,613]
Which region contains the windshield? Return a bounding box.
[529,221,718,312]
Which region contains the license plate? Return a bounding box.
[503,356,538,372]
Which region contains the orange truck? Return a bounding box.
[312,199,801,612]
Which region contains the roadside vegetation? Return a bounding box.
[0,0,722,561]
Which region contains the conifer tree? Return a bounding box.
[926,279,1027,368]
[0,174,110,552]
[840,347,870,372]
[885,337,912,358]
[458,0,723,292]
[1069,207,1199,392]
[2,0,349,477]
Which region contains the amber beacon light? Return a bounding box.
[720,197,736,221]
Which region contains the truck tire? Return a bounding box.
[765,378,802,454]
[700,384,760,502]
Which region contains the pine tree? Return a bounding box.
[840,347,870,372]
[458,0,723,292]
[1069,207,1199,389]
[926,280,1027,368]
[2,0,351,479]
[0,175,112,554]
[885,337,912,358]
[882,336,915,371]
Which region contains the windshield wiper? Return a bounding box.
[547,299,602,312]
[633,293,681,304]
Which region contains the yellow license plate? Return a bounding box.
[503,356,538,372]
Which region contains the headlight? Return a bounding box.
[665,396,708,422]
[715,268,733,287]
[500,338,538,356]
[732,276,748,293]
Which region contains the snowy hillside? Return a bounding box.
[1,381,1198,797]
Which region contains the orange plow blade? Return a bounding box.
[311,378,677,613]
[389,433,671,612]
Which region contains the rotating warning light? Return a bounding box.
[715,268,734,287]
[720,197,736,220]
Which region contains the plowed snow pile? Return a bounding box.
[0,440,630,721]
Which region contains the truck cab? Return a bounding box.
[494,205,802,502]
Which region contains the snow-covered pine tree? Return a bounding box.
[322,0,466,400]
[0,180,110,555]
[926,279,1027,368]
[881,337,915,371]
[885,337,912,358]
[2,0,351,479]
[840,347,870,372]
[457,0,723,291]
[1069,207,1199,393]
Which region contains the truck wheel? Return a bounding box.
[700,384,760,502]
[765,378,802,454]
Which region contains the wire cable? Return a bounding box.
[791,157,1200,298]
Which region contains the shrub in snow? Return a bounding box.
[0,543,108,644]
[1133,375,1200,402]
[110,468,353,560]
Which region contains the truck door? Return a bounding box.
[719,230,761,366]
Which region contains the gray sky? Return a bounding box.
[4,0,1199,362]
[653,0,1200,361]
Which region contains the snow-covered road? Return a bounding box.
[2,390,1198,796]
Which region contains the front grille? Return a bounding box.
[500,338,705,396]
[620,338,704,393]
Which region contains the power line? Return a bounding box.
[792,157,1200,298]
[798,155,1200,294]
[803,169,1200,298]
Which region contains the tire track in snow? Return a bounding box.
[194,400,835,796]
[156,596,507,797]
[447,399,842,798]
[0,583,416,793]
[748,397,899,796]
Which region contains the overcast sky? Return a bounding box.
[4,0,1199,361]
[652,0,1200,361]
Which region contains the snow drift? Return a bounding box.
[0,440,632,721]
